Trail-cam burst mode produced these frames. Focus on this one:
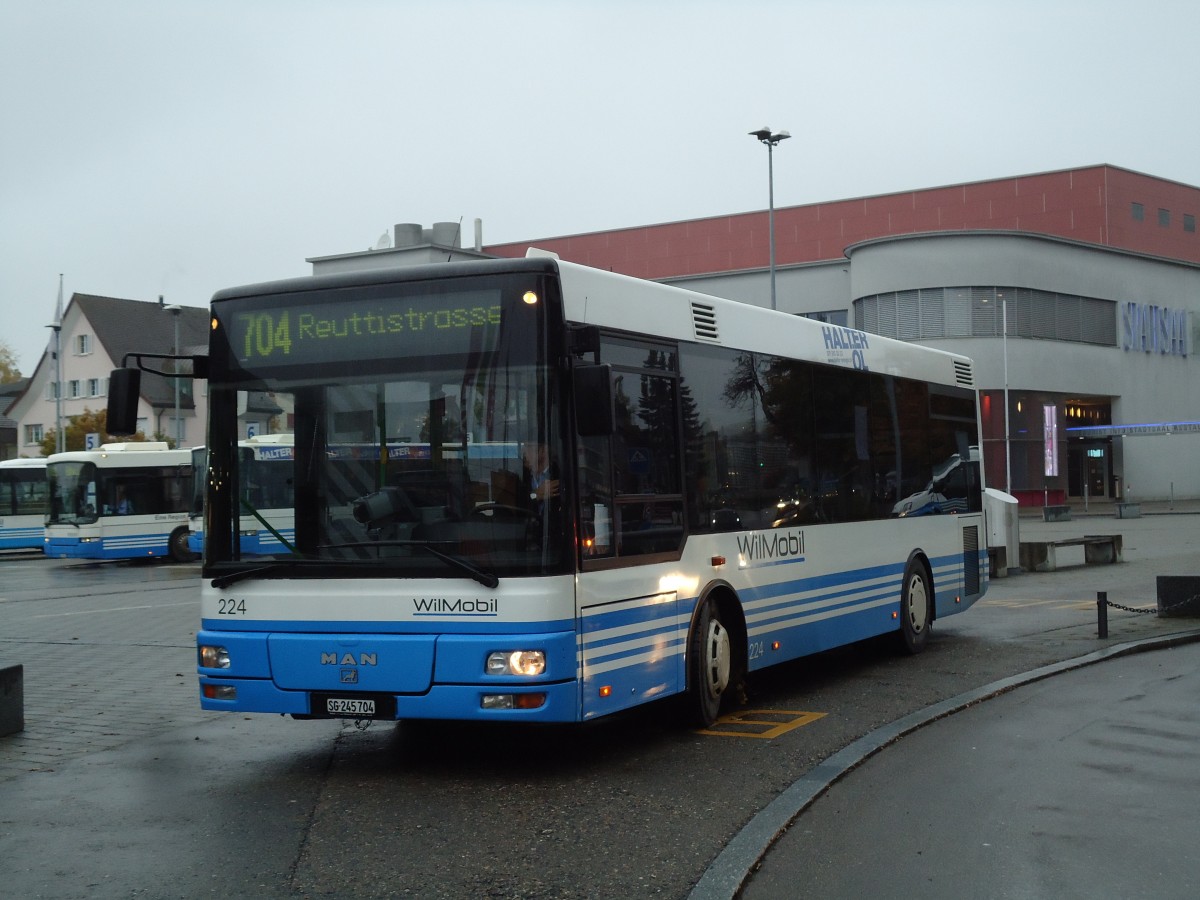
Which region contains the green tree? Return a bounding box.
[0,340,22,384]
[40,407,151,456]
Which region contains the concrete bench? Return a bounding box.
[1115,502,1142,519]
[1042,504,1072,522]
[1019,534,1123,572]
[1,664,23,737]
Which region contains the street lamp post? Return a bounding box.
[1002,293,1012,495]
[163,302,183,448]
[44,322,64,453]
[749,126,790,311]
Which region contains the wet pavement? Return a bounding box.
[740,641,1200,899]
[3,502,1200,898]
[696,501,1200,899]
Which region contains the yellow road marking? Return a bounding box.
[698,709,827,739]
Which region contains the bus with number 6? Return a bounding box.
[188,434,297,556]
[0,458,49,551]
[108,253,987,726]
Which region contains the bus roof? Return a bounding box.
[0,458,46,469]
[551,257,976,391]
[207,253,975,391]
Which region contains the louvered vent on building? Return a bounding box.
[691,302,720,342]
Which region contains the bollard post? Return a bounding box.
[1097,591,1108,639]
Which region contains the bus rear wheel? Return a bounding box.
[168,526,194,563]
[897,559,931,654]
[687,596,731,728]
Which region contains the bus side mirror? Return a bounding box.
[107,368,142,435]
[574,364,615,437]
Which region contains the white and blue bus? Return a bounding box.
[0,458,49,551]
[189,434,297,556]
[45,443,194,562]
[113,254,986,726]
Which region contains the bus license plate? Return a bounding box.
[325,697,375,716]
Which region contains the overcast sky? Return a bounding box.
[4,0,1199,374]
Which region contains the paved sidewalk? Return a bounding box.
[740,639,1200,899]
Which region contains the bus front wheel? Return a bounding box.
[168,526,195,563]
[897,559,931,654]
[688,596,731,728]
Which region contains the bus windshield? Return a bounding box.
[204,269,567,580]
[48,461,98,525]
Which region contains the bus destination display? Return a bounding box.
[220,289,504,369]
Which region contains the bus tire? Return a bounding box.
[687,596,732,728]
[168,526,195,563]
[897,558,931,654]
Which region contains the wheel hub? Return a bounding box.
[706,619,731,695]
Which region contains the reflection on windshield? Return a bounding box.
[891,453,974,517]
[48,462,98,525]
[213,367,563,578]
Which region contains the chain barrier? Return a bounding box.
[1103,592,1200,616]
[1096,590,1200,638]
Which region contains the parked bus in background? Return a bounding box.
[0,458,49,551]
[189,434,296,556]
[109,254,987,726]
[45,443,194,562]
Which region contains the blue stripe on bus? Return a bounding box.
[575,548,986,685]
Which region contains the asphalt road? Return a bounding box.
[1,506,1198,899]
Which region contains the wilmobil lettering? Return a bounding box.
[735,530,806,562]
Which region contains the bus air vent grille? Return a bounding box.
[962,525,981,595]
[953,360,974,388]
[691,302,720,342]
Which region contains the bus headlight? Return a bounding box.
[199,645,231,668]
[486,650,546,677]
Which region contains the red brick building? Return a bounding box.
[483,165,1200,280]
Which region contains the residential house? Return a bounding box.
[5,294,209,456]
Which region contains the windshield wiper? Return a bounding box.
[414,541,500,589]
[317,539,500,589]
[211,563,292,589]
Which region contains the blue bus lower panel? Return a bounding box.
[197,628,581,722]
[198,678,581,722]
[0,529,44,550]
[743,549,987,673]
[44,536,170,560]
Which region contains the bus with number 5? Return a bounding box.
[45,443,194,562]
[108,252,987,726]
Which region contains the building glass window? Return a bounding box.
[68,380,81,399]
[1131,202,1144,221]
[1185,214,1196,233]
[87,377,106,397]
[801,310,849,327]
[1159,208,1171,227]
[76,334,92,355]
[25,424,44,444]
[854,287,1117,347]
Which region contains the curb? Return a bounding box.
[687,628,1200,900]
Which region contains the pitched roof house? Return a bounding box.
[3,294,210,456]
